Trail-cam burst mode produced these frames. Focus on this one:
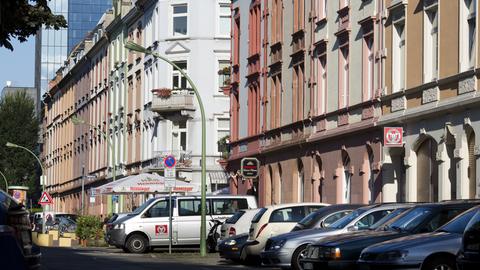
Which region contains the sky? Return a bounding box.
[0,37,35,89]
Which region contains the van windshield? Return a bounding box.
[130,198,157,216]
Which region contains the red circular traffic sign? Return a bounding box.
[164,155,177,168]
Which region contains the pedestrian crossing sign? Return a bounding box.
[38,191,54,205]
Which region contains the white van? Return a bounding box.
[106,195,257,253]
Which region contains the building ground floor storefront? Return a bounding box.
[228,106,480,207]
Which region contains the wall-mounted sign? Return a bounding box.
[384,127,404,147]
[241,157,260,178]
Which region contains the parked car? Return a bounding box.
[220,209,260,240]
[261,203,411,270]
[0,190,41,270]
[218,233,250,262]
[358,205,480,270]
[244,202,329,260]
[106,195,257,253]
[291,204,364,232]
[300,200,480,270]
[457,206,480,270]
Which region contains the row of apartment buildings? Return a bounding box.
[42,0,232,215]
[227,0,480,207]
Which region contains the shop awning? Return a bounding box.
[94,173,199,194]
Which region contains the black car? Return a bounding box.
[291,204,365,231]
[218,233,249,262]
[457,206,480,270]
[300,200,480,270]
[0,190,41,270]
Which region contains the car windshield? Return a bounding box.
[329,208,366,229]
[225,210,245,224]
[385,207,433,232]
[298,211,321,228]
[130,198,157,216]
[370,208,409,230]
[251,208,267,223]
[436,208,477,234]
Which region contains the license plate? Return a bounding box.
[303,262,313,270]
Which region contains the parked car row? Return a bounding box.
[217,200,480,270]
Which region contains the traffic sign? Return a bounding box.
[384,127,403,147]
[241,157,260,178]
[38,191,54,205]
[165,167,176,188]
[164,155,177,168]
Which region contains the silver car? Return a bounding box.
[261,204,411,270]
[358,205,480,270]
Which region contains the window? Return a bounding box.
[269,75,282,129]
[424,2,438,82]
[316,0,328,20]
[218,3,231,36]
[293,64,305,121]
[225,210,246,224]
[339,45,349,108]
[172,61,188,89]
[354,210,391,230]
[293,0,305,32]
[323,211,352,227]
[248,84,260,136]
[146,200,170,218]
[252,208,268,223]
[172,4,188,36]
[392,8,406,92]
[217,118,230,152]
[464,211,480,251]
[365,35,374,100]
[178,199,210,216]
[269,207,306,223]
[342,152,351,203]
[271,0,284,43]
[172,120,187,151]
[218,61,231,88]
[461,0,477,70]
[317,45,327,114]
[212,198,248,215]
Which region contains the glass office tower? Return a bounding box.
[35,0,112,100]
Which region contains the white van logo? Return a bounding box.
[155,225,168,235]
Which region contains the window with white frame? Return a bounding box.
[392,7,406,93]
[339,45,349,108]
[218,60,230,89]
[317,0,327,19]
[316,45,327,115]
[423,1,438,82]
[172,4,188,36]
[461,0,476,70]
[216,118,230,153]
[172,61,188,89]
[172,120,187,151]
[218,2,231,37]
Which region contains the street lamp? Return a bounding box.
[6,142,46,234]
[125,41,208,256]
[0,170,8,191]
[71,115,117,213]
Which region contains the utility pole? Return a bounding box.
[81,164,85,215]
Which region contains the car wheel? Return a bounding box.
[126,234,148,254]
[423,257,456,270]
[292,245,308,270]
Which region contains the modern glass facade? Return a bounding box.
[36,0,112,96]
[68,0,112,52]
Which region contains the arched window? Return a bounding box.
[342,150,351,203]
[416,137,439,202]
[298,159,304,202]
[467,127,476,199]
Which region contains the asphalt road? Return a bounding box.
[40,247,274,270]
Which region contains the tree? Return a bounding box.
[0,91,39,195]
[0,0,67,50]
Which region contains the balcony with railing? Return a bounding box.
[145,150,193,170]
[151,88,195,114]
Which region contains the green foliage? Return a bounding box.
[75,215,103,241]
[0,91,39,198]
[217,135,230,159]
[29,207,43,213]
[0,0,67,50]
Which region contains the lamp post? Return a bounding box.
[5,142,46,234]
[71,115,116,213]
[0,170,8,191]
[125,41,208,256]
